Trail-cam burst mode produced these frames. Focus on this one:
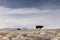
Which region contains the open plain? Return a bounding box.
[0,29,60,40]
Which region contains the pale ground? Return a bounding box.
[0,29,60,40]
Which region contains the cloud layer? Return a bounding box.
[0,7,60,29]
[0,7,60,14]
[0,0,60,29]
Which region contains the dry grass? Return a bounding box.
[0,29,60,40]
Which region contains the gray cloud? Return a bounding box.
[0,0,60,9]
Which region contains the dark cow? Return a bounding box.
[36,25,44,29]
[17,28,21,30]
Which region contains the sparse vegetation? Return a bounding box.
[0,29,60,40]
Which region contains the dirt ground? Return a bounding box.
[0,29,60,40]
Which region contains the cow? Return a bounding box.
[36,25,44,29]
[17,28,21,30]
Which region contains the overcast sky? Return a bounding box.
[0,0,60,29]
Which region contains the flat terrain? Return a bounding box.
[0,29,60,40]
